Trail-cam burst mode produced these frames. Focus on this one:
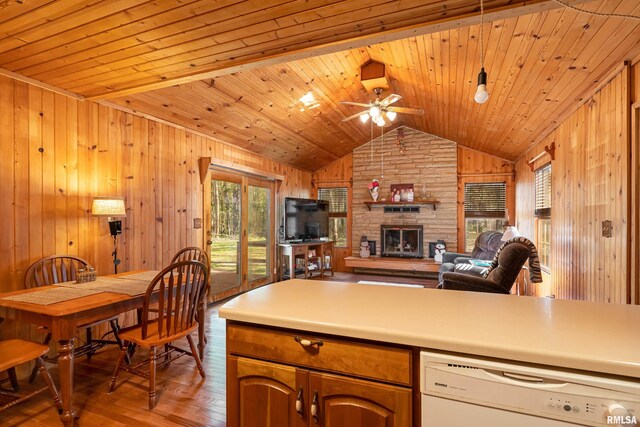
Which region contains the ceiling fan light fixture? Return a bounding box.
[370,106,381,118]
[385,110,397,121]
[360,113,370,123]
[299,91,320,111]
[474,67,489,104]
[375,116,385,127]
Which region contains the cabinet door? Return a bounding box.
[309,371,412,427]
[228,356,308,427]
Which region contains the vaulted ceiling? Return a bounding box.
[1,0,640,171]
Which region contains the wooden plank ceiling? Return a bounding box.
[1,0,640,171]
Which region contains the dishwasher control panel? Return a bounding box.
[421,351,640,426]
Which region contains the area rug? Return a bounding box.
[357,280,423,288]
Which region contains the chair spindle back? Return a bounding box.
[141,260,209,340]
[25,255,90,288]
[170,247,209,265]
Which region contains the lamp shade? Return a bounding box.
[91,197,126,217]
[501,226,520,241]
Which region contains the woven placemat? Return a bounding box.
[118,271,160,282]
[1,287,104,305]
[55,277,150,296]
[89,280,149,296]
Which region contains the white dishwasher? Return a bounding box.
[421,351,640,426]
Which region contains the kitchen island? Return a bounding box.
[220,279,640,426]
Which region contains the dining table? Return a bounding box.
[0,270,207,426]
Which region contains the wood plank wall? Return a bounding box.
[514,64,632,303]
[0,74,313,341]
[311,153,353,272]
[457,146,515,252]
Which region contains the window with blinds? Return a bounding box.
[535,164,551,217]
[318,188,348,247]
[318,188,347,215]
[464,182,506,218]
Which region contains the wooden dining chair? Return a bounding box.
[108,260,209,410]
[171,246,209,265]
[171,247,210,351]
[0,338,63,414]
[24,255,126,381]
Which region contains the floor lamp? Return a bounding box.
[92,197,126,274]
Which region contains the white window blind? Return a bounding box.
[318,188,347,216]
[464,182,506,218]
[535,164,551,217]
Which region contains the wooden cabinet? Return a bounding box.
[309,371,411,426]
[228,356,307,426]
[227,323,412,427]
[278,241,335,280]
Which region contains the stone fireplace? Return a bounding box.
[352,126,457,258]
[381,225,423,258]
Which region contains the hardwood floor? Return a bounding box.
[1,305,228,427]
[0,272,436,426]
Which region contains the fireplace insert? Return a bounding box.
[380,225,423,258]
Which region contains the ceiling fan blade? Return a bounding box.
[387,106,424,115]
[380,94,402,106]
[340,101,372,108]
[341,111,367,122]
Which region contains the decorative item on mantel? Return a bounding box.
[390,184,414,202]
[359,236,371,258]
[368,179,380,202]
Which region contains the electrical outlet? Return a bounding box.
[601,220,612,238]
[193,218,202,229]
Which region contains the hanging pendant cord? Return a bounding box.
[551,0,640,20]
[479,0,484,69]
[381,128,384,179]
[370,119,374,165]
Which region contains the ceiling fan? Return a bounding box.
[340,88,424,127]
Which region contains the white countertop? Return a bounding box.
[219,279,640,379]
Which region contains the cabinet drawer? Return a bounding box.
[227,323,412,386]
[293,246,306,255]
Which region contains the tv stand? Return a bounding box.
[278,241,335,280]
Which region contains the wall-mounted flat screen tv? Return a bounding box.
[284,197,329,242]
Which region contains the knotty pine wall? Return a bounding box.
[514,64,632,303]
[311,153,353,272]
[457,146,515,253]
[0,75,313,340]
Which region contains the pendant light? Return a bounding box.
[474,0,489,104]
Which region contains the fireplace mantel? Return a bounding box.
[363,201,440,211]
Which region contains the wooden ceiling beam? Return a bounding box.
[88,0,591,100]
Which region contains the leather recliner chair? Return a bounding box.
[438,231,503,283]
[438,240,531,294]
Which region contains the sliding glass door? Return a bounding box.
[206,171,275,301]
[209,173,242,296]
[247,179,272,285]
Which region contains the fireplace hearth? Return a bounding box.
[380,225,423,258]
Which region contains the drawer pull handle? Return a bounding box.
[296,388,303,417]
[294,336,324,348]
[311,390,319,423]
